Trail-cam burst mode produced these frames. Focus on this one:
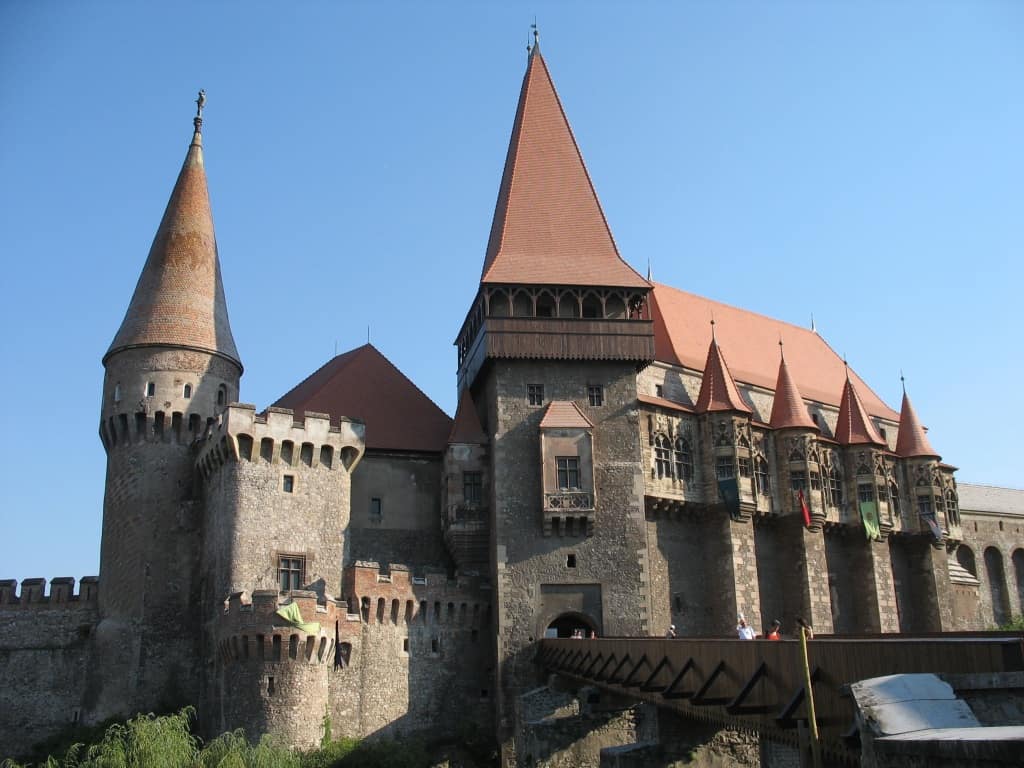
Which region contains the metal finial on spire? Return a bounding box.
[779,336,785,360]
[646,258,652,281]
[810,312,816,333]
[531,18,539,45]
[710,314,716,341]
[194,89,206,133]
[900,370,906,393]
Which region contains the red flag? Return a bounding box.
[798,489,811,527]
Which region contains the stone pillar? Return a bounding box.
[869,537,901,632]
[928,543,955,631]
[798,524,834,635]
[723,517,762,633]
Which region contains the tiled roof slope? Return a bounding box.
[480,45,648,288]
[835,376,886,446]
[957,484,1024,517]
[449,389,488,444]
[769,353,817,430]
[895,390,939,459]
[651,282,898,421]
[695,335,751,414]
[105,124,241,369]
[272,344,452,453]
[539,401,593,429]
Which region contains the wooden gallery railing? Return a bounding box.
[537,634,1024,762]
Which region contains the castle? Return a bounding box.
[2,40,1022,764]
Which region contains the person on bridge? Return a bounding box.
[665,624,677,638]
[737,617,755,640]
[765,619,782,640]
[796,616,813,639]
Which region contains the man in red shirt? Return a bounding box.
[765,619,782,640]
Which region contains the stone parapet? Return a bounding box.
[0,576,98,606]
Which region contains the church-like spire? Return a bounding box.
[695,325,751,414]
[834,370,885,446]
[104,93,242,370]
[895,386,939,459]
[769,342,816,430]
[480,43,647,288]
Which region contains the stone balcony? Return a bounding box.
[543,491,595,537]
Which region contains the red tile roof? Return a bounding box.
[105,124,241,369]
[449,389,488,444]
[834,375,886,446]
[480,45,649,289]
[769,352,817,430]
[539,401,593,429]
[651,282,898,421]
[895,390,939,459]
[695,334,751,414]
[272,344,452,453]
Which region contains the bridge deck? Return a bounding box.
[537,633,1024,763]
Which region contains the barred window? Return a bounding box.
[755,458,771,495]
[716,456,735,479]
[278,556,305,592]
[917,495,933,517]
[858,483,875,503]
[587,385,604,407]
[673,438,693,481]
[463,472,482,504]
[556,457,580,489]
[654,435,671,479]
[527,384,544,406]
[945,490,960,526]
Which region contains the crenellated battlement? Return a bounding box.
[196,404,365,481]
[344,562,493,628]
[218,589,345,667]
[99,406,217,452]
[0,576,98,606]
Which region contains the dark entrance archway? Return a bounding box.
[545,612,598,639]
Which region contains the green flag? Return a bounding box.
[860,501,880,541]
[718,477,742,521]
[275,601,321,634]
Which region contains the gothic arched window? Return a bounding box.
[673,437,693,481]
[755,457,771,495]
[654,434,671,479]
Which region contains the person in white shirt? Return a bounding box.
[736,617,755,640]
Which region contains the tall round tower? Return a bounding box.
[87,100,243,721]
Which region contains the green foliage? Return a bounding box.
[319,708,332,750]
[297,738,357,768]
[997,615,1024,631]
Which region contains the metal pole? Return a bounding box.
[800,626,822,768]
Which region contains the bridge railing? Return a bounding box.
[537,633,1024,762]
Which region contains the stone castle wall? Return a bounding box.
[0,578,99,759]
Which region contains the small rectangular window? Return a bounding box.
[527,384,545,406]
[566,554,577,568]
[463,472,482,504]
[858,484,875,503]
[556,456,580,489]
[655,384,664,398]
[790,470,807,491]
[278,556,305,592]
[282,475,294,493]
[145,381,155,397]
[809,471,822,490]
[370,497,382,522]
[715,456,735,479]
[182,383,192,399]
[738,457,751,478]
[587,385,604,407]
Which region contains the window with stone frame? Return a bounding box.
[654,435,672,478]
[755,457,771,495]
[673,437,693,481]
[944,489,960,526]
[858,483,875,503]
[917,495,933,517]
[715,456,735,480]
[556,456,581,490]
[369,497,382,522]
[827,467,843,506]
[738,456,752,478]
[888,481,901,517]
[527,384,545,406]
[278,555,305,592]
[790,470,807,491]
[587,385,604,407]
[810,471,822,491]
[463,472,482,504]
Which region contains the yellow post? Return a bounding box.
[800,626,822,768]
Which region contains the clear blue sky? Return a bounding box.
[1,2,1021,582]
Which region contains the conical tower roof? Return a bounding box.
[895,389,939,459]
[695,331,751,414]
[835,372,885,446]
[104,112,241,369]
[769,348,817,430]
[449,389,488,444]
[480,44,648,288]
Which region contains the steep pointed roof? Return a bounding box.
[480,45,648,288]
[272,344,452,453]
[449,389,488,444]
[769,350,817,430]
[895,389,939,459]
[105,117,241,369]
[695,332,751,414]
[650,283,899,421]
[834,373,886,446]
[539,400,593,429]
